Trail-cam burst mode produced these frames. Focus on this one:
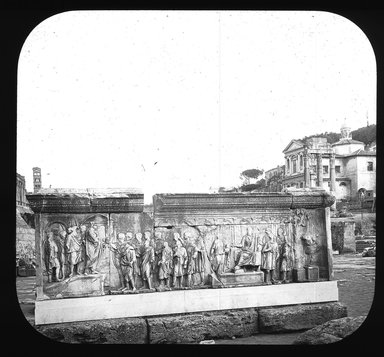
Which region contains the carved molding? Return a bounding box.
[27,190,144,213]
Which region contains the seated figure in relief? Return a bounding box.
[233,227,262,273]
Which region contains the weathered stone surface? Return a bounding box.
[44,274,105,298]
[293,315,367,344]
[35,317,147,344]
[27,188,144,213]
[211,271,264,287]
[147,308,258,344]
[258,302,347,333]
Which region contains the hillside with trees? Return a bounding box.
[296,124,376,145]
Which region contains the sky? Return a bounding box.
[17,11,376,203]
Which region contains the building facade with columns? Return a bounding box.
[282,124,376,201]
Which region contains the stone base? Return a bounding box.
[43,274,105,299]
[35,280,338,325]
[35,317,147,344]
[305,266,320,281]
[258,302,347,333]
[33,302,347,344]
[211,271,264,287]
[293,268,307,282]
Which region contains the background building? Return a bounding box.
[281,123,376,202]
[33,167,42,193]
[16,172,36,273]
[265,165,285,192]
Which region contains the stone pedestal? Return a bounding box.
[293,268,306,282]
[305,266,319,281]
[211,271,264,287]
[35,281,339,325]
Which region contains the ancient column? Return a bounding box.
[316,153,323,188]
[303,148,310,188]
[329,153,337,210]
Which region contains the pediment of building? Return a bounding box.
[283,140,304,153]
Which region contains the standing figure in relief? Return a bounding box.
[120,240,137,291]
[172,233,188,288]
[84,223,100,274]
[78,225,87,274]
[277,227,293,283]
[132,232,143,279]
[261,230,279,284]
[209,235,225,275]
[110,232,127,289]
[65,226,84,278]
[44,231,61,283]
[55,229,67,280]
[158,241,173,288]
[140,236,155,289]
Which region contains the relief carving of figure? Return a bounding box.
[261,230,279,284]
[301,234,320,266]
[140,235,155,290]
[44,231,61,283]
[158,241,173,288]
[132,232,143,279]
[84,223,100,274]
[209,235,225,275]
[172,233,188,288]
[186,238,206,287]
[277,227,294,283]
[233,227,262,272]
[65,226,84,278]
[120,239,137,292]
[109,232,128,289]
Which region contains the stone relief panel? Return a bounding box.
[41,214,110,298]
[36,202,331,299]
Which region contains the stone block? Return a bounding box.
[43,274,105,299]
[258,302,347,333]
[293,268,306,282]
[293,315,367,344]
[211,271,264,287]
[35,317,147,344]
[147,308,258,344]
[305,266,319,281]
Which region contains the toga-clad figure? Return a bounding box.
[140,237,155,289]
[172,233,187,288]
[44,231,61,283]
[210,235,225,275]
[65,226,84,278]
[158,241,173,288]
[262,230,279,284]
[110,232,128,289]
[120,241,137,291]
[85,224,100,274]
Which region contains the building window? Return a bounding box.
[299,155,303,170]
[335,165,341,173]
[292,159,297,173]
[323,165,328,174]
[367,162,373,171]
[300,182,303,188]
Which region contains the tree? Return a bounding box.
[240,168,264,180]
[239,168,265,192]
